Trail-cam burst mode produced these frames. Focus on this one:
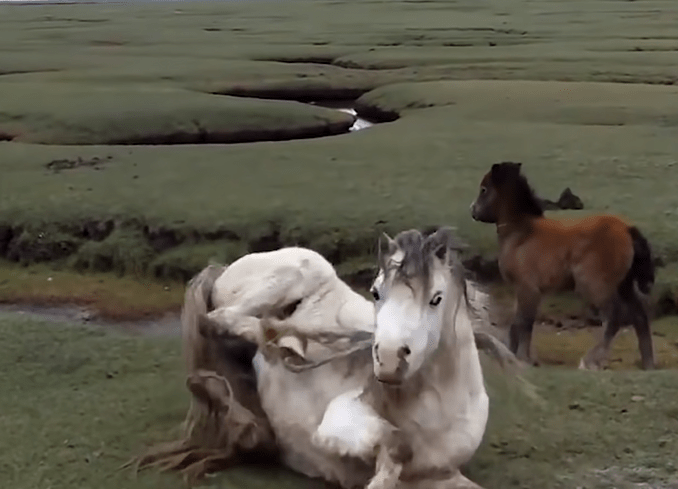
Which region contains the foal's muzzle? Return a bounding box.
[470,202,479,221]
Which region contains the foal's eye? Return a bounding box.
[480,186,487,194]
[429,294,443,307]
[371,289,380,301]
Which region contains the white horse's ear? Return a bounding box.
[434,227,468,252]
[379,232,398,256]
[433,243,448,262]
[428,227,467,267]
[378,232,398,270]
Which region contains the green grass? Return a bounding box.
[1,0,678,288]
[2,2,678,486]
[1,314,677,489]
[0,0,677,289]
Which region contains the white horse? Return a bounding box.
[135,227,520,488]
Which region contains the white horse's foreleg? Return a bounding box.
[447,472,484,489]
[313,389,388,460]
[313,390,411,489]
[400,472,484,489]
[366,444,403,489]
[434,472,484,489]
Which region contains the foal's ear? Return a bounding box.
[490,161,522,185]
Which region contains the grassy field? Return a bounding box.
[1,0,678,487]
[1,315,677,489]
[0,0,678,294]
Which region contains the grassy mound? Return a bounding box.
[0,314,676,489]
[2,75,678,294]
[355,79,678,125]
[0,82,354,145]
[1,0,678,306]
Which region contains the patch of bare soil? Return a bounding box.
[0,303,181,337]
[45,155,112,173]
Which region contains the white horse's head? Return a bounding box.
[369,227,469,385]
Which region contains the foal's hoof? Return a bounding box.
[516,356,537,368]
[578,358,601,371]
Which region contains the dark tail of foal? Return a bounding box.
[617,226,656,370]
[619,226,655,299]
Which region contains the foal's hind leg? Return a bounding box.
[627,293,655,370]
[579,299,622,370]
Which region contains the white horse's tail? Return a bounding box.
[473,330,521,370]
[124,263,278,484]
[465,282,544,404]
[181,263,226,372]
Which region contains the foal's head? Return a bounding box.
[369,227,468,385]
[470,161,543,223]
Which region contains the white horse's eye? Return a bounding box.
[371,289,380,301]
[429,294,442,307]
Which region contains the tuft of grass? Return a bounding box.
[70,227,156,277]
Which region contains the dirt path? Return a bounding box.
[2,291,676,370]
[0,303,181,337]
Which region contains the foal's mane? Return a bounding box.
[493,162,544,217]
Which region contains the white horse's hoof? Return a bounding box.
[277,335,307,358]
[366,475,388,489]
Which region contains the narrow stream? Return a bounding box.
[309,101,375,132]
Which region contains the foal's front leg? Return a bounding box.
[579,299,622,371]
[508,288,541,365]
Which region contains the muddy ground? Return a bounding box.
[5,282,676,372]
